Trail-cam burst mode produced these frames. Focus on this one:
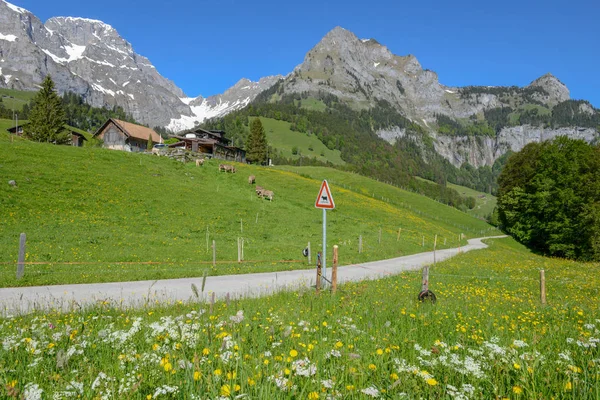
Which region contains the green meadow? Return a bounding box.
[256,117,346,165]
[0,131,497,287]
[1,237,597,398]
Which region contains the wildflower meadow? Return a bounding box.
[1,238,598,399]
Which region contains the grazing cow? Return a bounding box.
[226,165,236,173]
[262,190,274,201]
[248,175,255,184]
[255,186,264,196]
[219,164,226,172]
[195,158,204,167]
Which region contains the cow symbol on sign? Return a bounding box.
[315,180,335,209]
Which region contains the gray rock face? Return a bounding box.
[286,26,599,167]
[0,1,277,129]
[527,73,570,106]
[433,126,599,168]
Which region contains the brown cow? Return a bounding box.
[262,190,274,201]
[219,164,226,172]
[248,175,255,184]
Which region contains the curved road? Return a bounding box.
[0,236,507,316]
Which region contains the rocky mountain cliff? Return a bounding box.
[278,26,598,167]
[0,0,272,129]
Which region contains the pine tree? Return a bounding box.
[246,118,268,164]
[25,75,69,144]
[147,133,153,150]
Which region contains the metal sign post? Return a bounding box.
[315,180,335,288]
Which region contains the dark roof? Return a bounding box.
[8,123,87,140]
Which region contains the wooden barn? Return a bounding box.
[170,127,246,162]
[93,118,161,152]
[7,123,88,147]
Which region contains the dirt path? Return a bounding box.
[0,236,507,315]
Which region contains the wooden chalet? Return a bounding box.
[93,118,161,152]
[171,127,246,162]
[7,123,88,147]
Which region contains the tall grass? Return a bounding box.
[0,132,497,287]
[1,238,597,398]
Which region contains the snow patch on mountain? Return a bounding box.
[64,43,86,61]
[3,0,27,14]
[0,33,17,42]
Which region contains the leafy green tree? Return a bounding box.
[25,75,69,144]
[246,118,268,164]
[497,137,600,260]
[147,133,153,150]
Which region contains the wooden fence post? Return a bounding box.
[359,235,363,254]
[433,235,437,265]
[540,270,546,305]
[212,240,216,267]
[397,228,401,241]
[378,228,382,244]
[16,233,26,280]
[421,265,429,292]
[210,292,215,314]
[241,238,244,261]
[240,219,243,233]
[307,241,311,265]
[206,226,209,252]
[332,245,338,294]
[422,235,425,247]
[237,238,241,263]
[316,252,322,294]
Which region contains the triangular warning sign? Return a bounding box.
[315,180,335,209]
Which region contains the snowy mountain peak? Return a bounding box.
[2,0,29,15]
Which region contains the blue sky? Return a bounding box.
[12,0,600,107]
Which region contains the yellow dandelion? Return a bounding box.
[346,385,355,391]
[426,378,438,386]
[513,363,521,370]
[163,362,172,372]
[220,385,231,397]
[290,349,298,357]
[152,343,159,351]
[214,369,222,376]
[234,384,241,392]
[193,371,201,381]
[564,381,572,391]
[513,386,523,395]
[146,395,152,400]
[390,373,399,380]
[308,392,319,400]
[247,377,256,386]
[202,348,210,356]
[376,348,384,355]
[322,321,328,327]
[335,341,343,348]
[368,364,376,371]
[264,359,270,365]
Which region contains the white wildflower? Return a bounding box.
[361,385,380,397]
[229,310,244,324]
[292,358,317,377]
[322,379,334,388]
[23,383,43,400]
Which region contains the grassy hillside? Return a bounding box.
[415,176,497,219]
[446,181,496,218]
[276,166,495,233]
[1,237,598,398]
[255,117,345,166]
[0,87,36,111]
[0,132,496,287]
